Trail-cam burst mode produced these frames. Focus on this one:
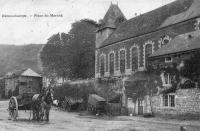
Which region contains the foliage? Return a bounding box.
[148,51,200,92]
[179,52,200,82]
[40,19,97,80]
[53,80,96,108]
[95,81,122,102]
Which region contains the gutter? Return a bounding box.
[149,48,200,60]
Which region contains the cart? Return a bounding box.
[62,96,84,111]
[87,94,106,115]
[8,92,41,120]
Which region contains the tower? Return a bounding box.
[96,3,126,48]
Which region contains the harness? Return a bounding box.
[44,92,53,105]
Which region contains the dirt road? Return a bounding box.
[0,100,200,131]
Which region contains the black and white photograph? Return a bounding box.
[0,0,200,130]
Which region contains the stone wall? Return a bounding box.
[18,76,42,95]
[95,17,198,78]
[151,89,200,118]
[5,76,42,97]
[5,78,17,97]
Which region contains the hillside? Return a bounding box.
[0,44,44,76]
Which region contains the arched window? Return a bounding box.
[100,55,105,76]
[162,39,170,47]
[145,44,153,67]
[131,47,138,71]
[109,53,114,75]
[119,50,126,74]
[159,36,171,48]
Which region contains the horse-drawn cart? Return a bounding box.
[8,92,41,120]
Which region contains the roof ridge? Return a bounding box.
[99,0,196,48]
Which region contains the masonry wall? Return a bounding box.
[5,76,42,98]
[95,17,199,78]
[18,76,42,95]
[151,89,200,117]
[5,78,17,97]
[95,14,200,115]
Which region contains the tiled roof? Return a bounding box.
[99,0,199,48]
[150,31,200,57]
[5,68,41,78]
[98,4,126,31]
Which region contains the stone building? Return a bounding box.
[149,30,200,118]
[5,68,43,98]
[95,0,200,116]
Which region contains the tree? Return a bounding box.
[40,33,66,78]
[66,19,97,79]
[40,19,97,80]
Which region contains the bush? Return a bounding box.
[53,80,96,110]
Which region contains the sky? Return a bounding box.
[0,0,175,45]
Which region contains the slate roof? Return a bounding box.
[150,31,200,58]
[5,68,42,78]
[99,0,200,48]
[98,4,126,31]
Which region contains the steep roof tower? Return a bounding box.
[96,3,126,48]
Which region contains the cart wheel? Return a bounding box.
[8,96,18,120]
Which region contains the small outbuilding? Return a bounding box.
[5,68,43,98]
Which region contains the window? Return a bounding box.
[165,57,172,63]
[169,95,175,107]
[159,36,171,48]
[20,82,27,86]
[109,53,114,75]
[131,47,138,71]
[119,50,126,74]
[164,73,172,85]
[100,56,105,76]
[163,94,175,107]
[163,95,168,107]
[145,44,153,67]
[162,39,170,47]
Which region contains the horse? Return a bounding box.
[31,94,44,121]
[31,89,53,121]
[41,89,53,121]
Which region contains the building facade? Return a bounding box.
[95,0,200,116]
[5,68,43,98]
[149,30,200,118]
